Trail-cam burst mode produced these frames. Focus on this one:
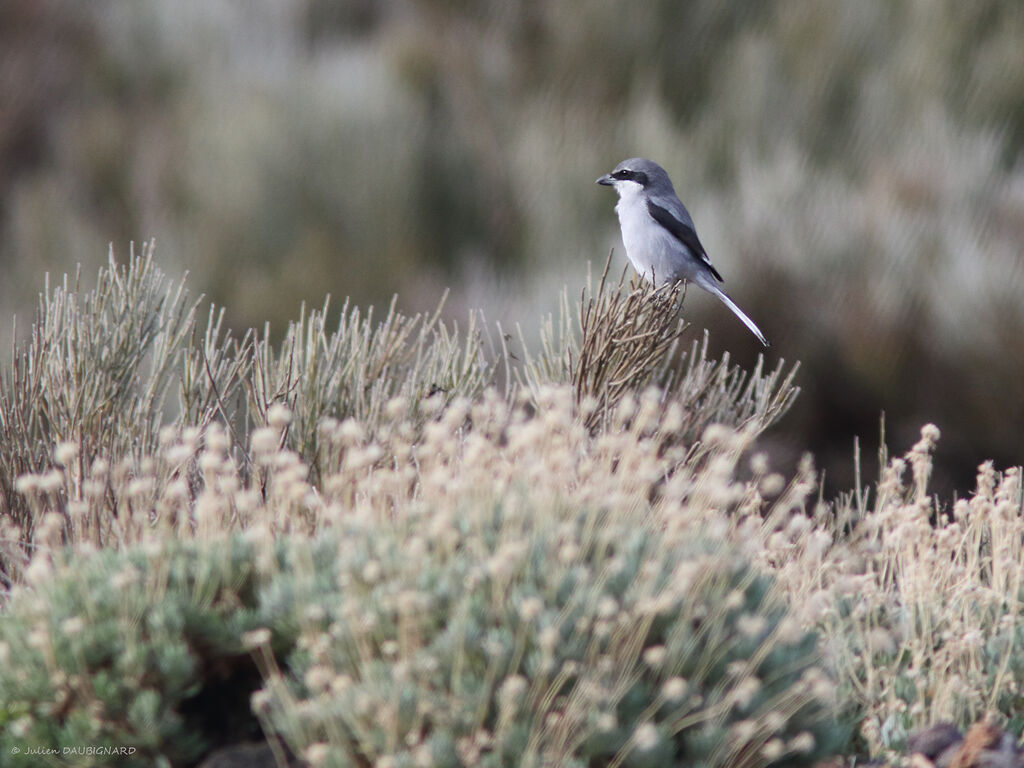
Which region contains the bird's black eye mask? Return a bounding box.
[612,169,648,185]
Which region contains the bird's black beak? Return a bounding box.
[596,174,614,186]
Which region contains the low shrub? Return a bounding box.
[0,536,313,767]
[0,496,849,767]
[763,427,1024,758]
[255,503,846,768]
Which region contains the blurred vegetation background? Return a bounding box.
[1,0,1022,494]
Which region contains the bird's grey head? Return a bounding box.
[596,157,676,196]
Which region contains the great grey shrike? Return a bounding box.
[597,157,769,347]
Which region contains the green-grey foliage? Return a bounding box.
[257,508,846,768]
[0,244,248,537]
[247,292,494,482]
[0,518,848,767]
[0,537,303,768]
[0,250,495,567]
[804,452,1024,754]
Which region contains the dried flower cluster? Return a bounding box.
[2,393,841,766]
[762,426,1024,759]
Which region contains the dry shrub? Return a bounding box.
[3,393,844,768]
[568,258,687,428]
[516,253,799,441]
[760,426,1024,758]
[3,249,1022,766]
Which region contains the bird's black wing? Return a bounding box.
[646,200,723,282]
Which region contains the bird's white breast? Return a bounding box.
[614,183,689,285]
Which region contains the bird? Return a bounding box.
[597,157,769,347]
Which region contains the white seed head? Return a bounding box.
[518,596,544,622]
[61,617,85,636]
[267,403,293,429]
[250,427,280,455]
[788,732,816,754]
[54,441,79,467]
[304,743,331,767]
[14,474,41,495]
[760,473,786,497]
[250,688,273,711]
[761,738,785,760]
[111,566,140,590]
[662,677,688,701]
[633,723,660,751]
[642,645,667,668]
[596,596,619,619]
[40,469,65,494]
[304,665,333,692]
[737,614,767,638]
[241,628,272,649]
[731,676,762,709]
[498,675,528,705]
[361,560,382,584]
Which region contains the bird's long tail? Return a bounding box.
[709,285,770,347]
